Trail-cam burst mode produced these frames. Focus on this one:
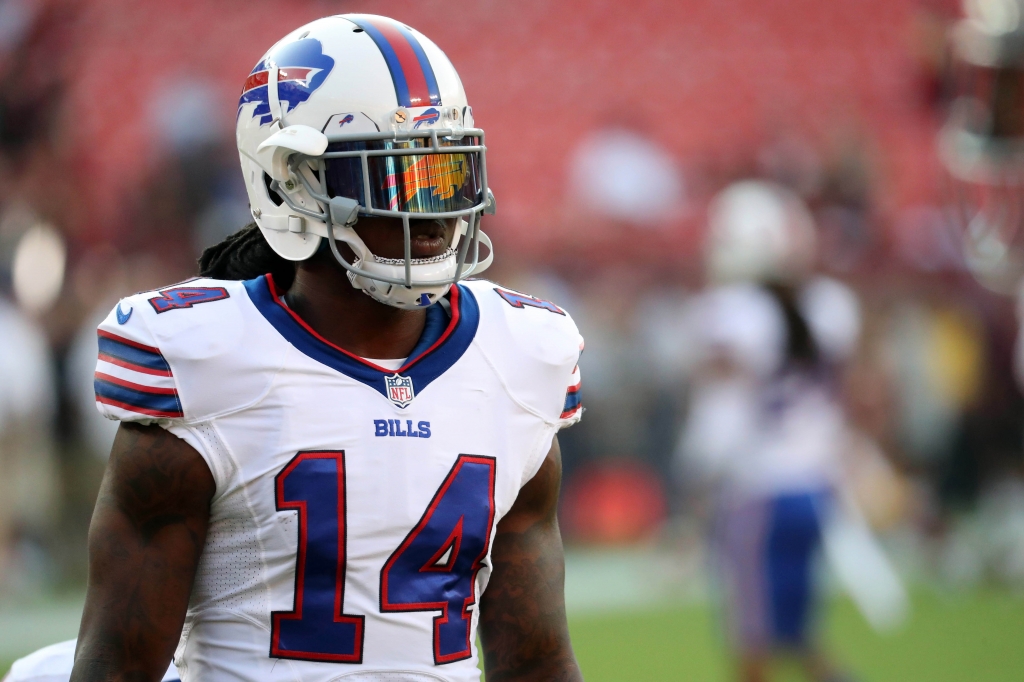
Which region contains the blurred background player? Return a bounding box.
[676,181,890,682]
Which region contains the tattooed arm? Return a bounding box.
[479,437,583,681]
[71,422,215,682]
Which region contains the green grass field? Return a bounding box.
[4,590,1022,680]
[567,590,1024,681]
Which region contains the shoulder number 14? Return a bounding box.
[270,451,496,665]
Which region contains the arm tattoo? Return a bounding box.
[71,422,215,682]
[479,439,583,681]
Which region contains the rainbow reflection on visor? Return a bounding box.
[323,137,481,214]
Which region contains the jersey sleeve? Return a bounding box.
[468,281,585,430]
[94,299,184,424]
[799,276,861,362]
[557,338,584,429]
[93,278,286,427]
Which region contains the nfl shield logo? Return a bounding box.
[385,373,416,408]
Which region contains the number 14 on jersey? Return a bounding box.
[271,451,496,665]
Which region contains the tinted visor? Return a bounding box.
[323,136,481,214]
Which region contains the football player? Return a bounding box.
[679,181,858,682]
[69,15,584,682]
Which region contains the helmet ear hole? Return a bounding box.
[263,173,284,206]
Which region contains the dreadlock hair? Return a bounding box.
[198,222,297,290]
[763,281,819,367]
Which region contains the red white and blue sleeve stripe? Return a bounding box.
[94,330,183,419]
[560,341,584,424]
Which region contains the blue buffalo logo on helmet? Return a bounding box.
[338,113,355,127]
[412,107,440,129]
[238,38,335,126]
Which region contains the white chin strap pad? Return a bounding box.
[347,249,459,310]
[337,223,492,310]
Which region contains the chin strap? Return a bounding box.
[267,63,285,128]
[324,207,362,275]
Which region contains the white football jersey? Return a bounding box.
[678,278,859,497]
[4,640,179,682]
[93,276,583,682]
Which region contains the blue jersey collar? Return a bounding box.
[243,274,479,405]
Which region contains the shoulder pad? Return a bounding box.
[463,280,583,428]
[94,278,287,424]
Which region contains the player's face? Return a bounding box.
[353,216,457,260]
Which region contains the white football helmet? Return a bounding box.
[705,180,817,284]
[236,14,494,308]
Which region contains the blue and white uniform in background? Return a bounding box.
[677,277,859,652]
[92,276,582,682]
[2,640,179,682]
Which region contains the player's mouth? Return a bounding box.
[409,220,452,259]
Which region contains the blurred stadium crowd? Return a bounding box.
[0,0,1023,610]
